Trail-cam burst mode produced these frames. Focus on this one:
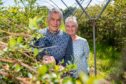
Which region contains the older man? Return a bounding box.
[35,8,73,66]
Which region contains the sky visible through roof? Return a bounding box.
[2,0,106,10]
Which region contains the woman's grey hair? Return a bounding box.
[48,8,63,20]
[65,16,78,28]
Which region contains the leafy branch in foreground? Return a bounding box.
[0,16,108,83]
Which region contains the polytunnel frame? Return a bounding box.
[42,0,111,76]
[75,0,111,76]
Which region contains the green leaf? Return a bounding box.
[54,65,60,72]
[62,77,73,84]
[8,38,17,48]
[33,48,39,56]
[60,20,66,32]
[38,65,48,76]
[13,64,21,72]
[17,36,23,43]
[0,0,3,5]
[29,16,38,30]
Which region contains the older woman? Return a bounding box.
[65,16,90,78]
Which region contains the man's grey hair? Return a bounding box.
[65,16,78,28]
[48,8,63,20]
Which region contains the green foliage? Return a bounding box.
[17,36,23,43]
[0,0,125,83]
[88,43,122,82]
[38,65,48,76]
[13,64,22,72]
[0,0,3,5]
[33,48,39,56]
[8,38,17,48]
[76,0,126,50]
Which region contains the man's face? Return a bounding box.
[48,12,61,32]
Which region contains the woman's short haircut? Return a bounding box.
[65,16,78,28]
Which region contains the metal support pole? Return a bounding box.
[92,20,97,76]
[75,0,111,76]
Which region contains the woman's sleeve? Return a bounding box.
[83,39,90,59]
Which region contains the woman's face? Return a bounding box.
[65,21,77,36]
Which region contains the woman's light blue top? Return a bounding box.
[72,36,89,78]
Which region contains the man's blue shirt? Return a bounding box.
[35,28,73,65]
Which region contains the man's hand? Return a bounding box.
[42,55,56,64]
